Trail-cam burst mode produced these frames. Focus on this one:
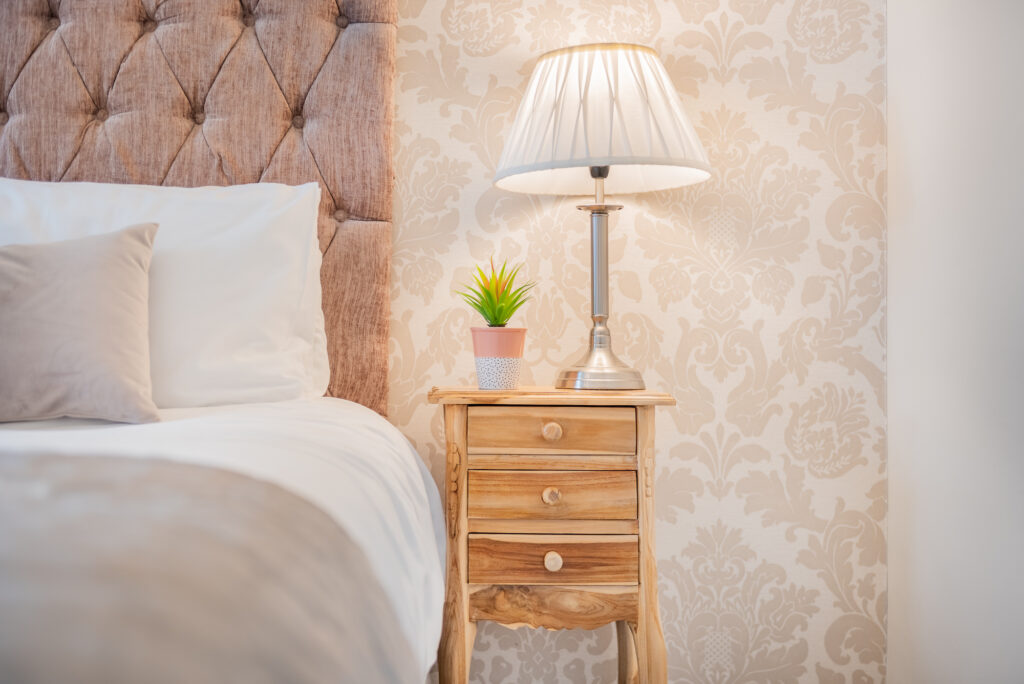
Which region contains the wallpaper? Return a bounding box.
[390,1,887,682]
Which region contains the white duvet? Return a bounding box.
[0,397,445,679]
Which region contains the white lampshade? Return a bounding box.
[494,43,711,196]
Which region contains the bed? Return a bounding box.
[0,1,444,682]
[0,400,445,682]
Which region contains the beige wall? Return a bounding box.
[888,1,1024,682]
[391,1,887,681]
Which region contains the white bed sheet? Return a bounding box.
[0,397,445,678]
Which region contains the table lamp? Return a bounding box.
[494,43,711,390]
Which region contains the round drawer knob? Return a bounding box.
[541,421,563,441]
[541,486,562,505]
[544,551,563,572]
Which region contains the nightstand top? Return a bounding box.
[427,385,675,406]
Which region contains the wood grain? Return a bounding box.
[468,585,639,630]
[468,470,637,520]
[433,388,673,683]
[635,406,667,683]
[467,406,636,455]
[617,620,639,684]
[428,386,676,406]
[467,518,639,534]
[468,534,638,585]
[438,405,475,683]
[468,452,637,470]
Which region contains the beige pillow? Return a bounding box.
[0,224,160,423]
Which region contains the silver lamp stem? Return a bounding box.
[555,171,645,390]
[591,175,609,329]
[591,197,609,328]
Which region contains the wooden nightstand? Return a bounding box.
[428,386,675,684]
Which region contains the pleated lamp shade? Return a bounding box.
[494,43,711,196]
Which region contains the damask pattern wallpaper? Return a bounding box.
[390,1,886,682]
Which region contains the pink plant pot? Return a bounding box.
[471,327,526,390]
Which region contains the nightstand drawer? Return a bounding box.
[467,534,638,585]
[468,470,637,520]
[467,406,635,454]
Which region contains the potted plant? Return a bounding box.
[458,258,535,390]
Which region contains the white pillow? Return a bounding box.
[0,223,161,424]
[0,178,329,408]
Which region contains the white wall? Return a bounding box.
[889,1,1024,681]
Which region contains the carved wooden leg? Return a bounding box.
[616,620,638,684]
[438,616,476,683]
[438,405,475,684]
[438,614,475,683]
[633,606,667,683]
[635,407,668,683]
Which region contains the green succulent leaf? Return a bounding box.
[456,258,536,326]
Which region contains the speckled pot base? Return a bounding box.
[474,356,522,390]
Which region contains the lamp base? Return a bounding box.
[555,343,646,390]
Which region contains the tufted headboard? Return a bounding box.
[0,0,396,415]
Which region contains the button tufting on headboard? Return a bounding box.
[0,0,398,415]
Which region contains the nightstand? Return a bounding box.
[428,386,675,684]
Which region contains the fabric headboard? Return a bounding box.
[0,0,396,415]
